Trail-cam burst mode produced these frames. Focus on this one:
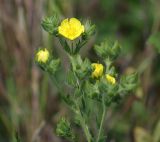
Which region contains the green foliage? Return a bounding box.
[1,0,159,142]
[69,55,92,79]
[84,81,100,99]
[83,20,96,40]
[41,15,59,35]
[66,70,77,87]
[47,59,60,75]
[119,72,138,93]
[56,117,75,141]
[36,14,139,142]
[94,39,121,60]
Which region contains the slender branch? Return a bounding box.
[76,105,92,142]
[76,84,92,142]
[97,94,106,142]
[72,69,92,142]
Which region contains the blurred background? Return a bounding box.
[0,0,160,142]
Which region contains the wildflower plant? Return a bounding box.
[35,15,138,142]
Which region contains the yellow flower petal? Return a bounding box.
[36,48,49,63]
[106,74,116,85]
[91,63,104,78]
[58,18,84,40]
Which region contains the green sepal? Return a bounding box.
[74,39,87,54]
[59,38,71,54]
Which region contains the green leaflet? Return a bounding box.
[94,39,121,60]
[41,15,59,35]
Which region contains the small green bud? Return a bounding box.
[56,118,74,139]
[119,72,138,93]
[82,20,96,40]
[41,15,59,35]
[94,39,121,60]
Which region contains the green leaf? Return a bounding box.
[66,70,77,86]
[98,137,106,142]
[148,32,160,53]
[61,94,74,107]
[70,55,92,79]
[82,20,96,40]
[96,115,101,129]
[41,15,59,35]
[76,58,92,79]
[69,54,82,71]
[59,38,71,54]
[56,117,75,140]
[47,59,60,74]
[94,39,121,60]
[74,39,87,54]
[84,81,100,100]
[119,72,138,93]
[81,97,86,114]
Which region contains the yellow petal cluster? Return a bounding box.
[58,18,84,40]
[106,74,116,85]
[91,63,104,78]
[36,48,49,63]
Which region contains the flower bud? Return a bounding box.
[91,63,104,79]
[36,48,49,63]
[106,74,116,85]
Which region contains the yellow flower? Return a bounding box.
[58,18,85,40]
[91,63,104,78]
[106,74,116,85]
[36,48,49,63]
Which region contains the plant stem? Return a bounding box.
[68,54,92,142]
[75,83,92,142]
[77,106,92,142]
[96,94,106,142]
[73,72,92,142]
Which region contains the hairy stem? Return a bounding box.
[97,94,106,142]
[75,81,92,142]
[77,106,92,142]
[73,74,92,142]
